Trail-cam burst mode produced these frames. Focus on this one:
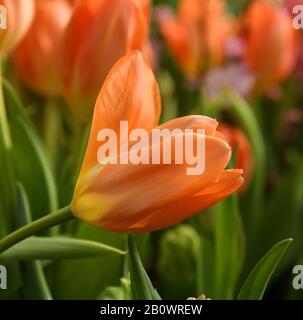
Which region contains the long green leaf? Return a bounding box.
[16,183,52,300]
[0,73,19,299]
[0,236,125,261]
[238,239,292,300]
[258,159,303,270]
[46,223,125,299]
[226,90,266,234]
[215,194,246,299]
[128,234,161,300]
[4,81,58,219]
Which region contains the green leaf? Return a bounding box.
[16,183,52,300]
[0,236,125,261]
[47,223,125,299]
[214,194,246,299]
[128,234,161,300]
[4,80,58,219]
[226,90,266,234]
[258,159,303,270]
[238,239,292,300]
[199,233,215,298]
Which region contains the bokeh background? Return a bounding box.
[0,0,302,300]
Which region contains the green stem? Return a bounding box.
[0,205,74,254]
[0,58,12,149]
[43,98,60,169]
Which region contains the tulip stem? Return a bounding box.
[0,58,12,149]
[0,205,74,255]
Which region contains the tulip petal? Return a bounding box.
[61,0,149,113]
[72,134,231,231]
[157,115,218,136]
[0,0,35,56]
[129,169,243,232]
[79,51,161,174]
[243,0,298,88]
[158,13,194,75]
[13,0,72,96]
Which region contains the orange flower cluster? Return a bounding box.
[159,0,298,91]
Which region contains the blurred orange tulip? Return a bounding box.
[242,0,298,90]
[158,0,234,78]
[217,123,253,190]
[0,0,35,57]
[60,0,150,119]
[71,51,243,233]
[13,0,72,96]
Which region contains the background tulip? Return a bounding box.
[158,0,234,78]
[241,0,298,90]
[0,0,35,57]
[71,52,243,232]
[13,0,72,96]
[61,0,150,119]
[217,123,253,189]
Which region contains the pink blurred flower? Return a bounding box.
[225,36,245,60]
[205,63,255,99]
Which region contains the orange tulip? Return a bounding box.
[158,0,234,78]
[71,51,243,233]
[241,0,298,90]
[0,0,35,57]
[13,0,72,96]
[60,0,150,119]
[217,123,253,190]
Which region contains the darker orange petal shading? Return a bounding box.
[128,169,243,232]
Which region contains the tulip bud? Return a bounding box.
[157,224,201,299]
[60,0,150,119]
[0,0,35,57]
[13,0,72,96]
[99,278,132,300]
